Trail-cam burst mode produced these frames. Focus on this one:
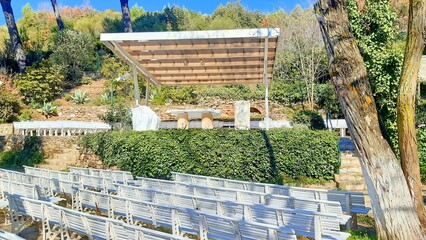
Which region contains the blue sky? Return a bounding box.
[1,0,310,26]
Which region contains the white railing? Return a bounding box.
[13,121,111,136]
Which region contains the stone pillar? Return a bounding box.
[235,101,250,130]
[201,113,214,129]
[177,113,189,129]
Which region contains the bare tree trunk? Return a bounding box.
[397,0,426,230]
[0,0,26,73]
[50,0,64,30]
[315,0,426,239]
[120,0,132,33]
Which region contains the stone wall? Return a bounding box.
[56,106,109,122]
[0,124,13,136]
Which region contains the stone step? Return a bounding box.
[340,162,361,170]
[334,173,364,182]
[338,166,363,174]
[337,181,367,191]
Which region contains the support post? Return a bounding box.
[132,66,140,107]
[263,36,270,130]
[145,79,150,106]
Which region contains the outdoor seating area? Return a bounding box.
[0,166,372,239]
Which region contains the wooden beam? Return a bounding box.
[150,67,273,75]
[123,44,277,53]
[132,50,276,61]
[160,79,263,86]
[119,38,278,51]
[140,60,274,68]
[157,73,265,81]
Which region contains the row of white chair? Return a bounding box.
[1,170,299,240]
[172,172,370,215]
[82,187,350,239]
[0,168,75,196]
[7,194,188,240]
[135,176,351,223]
[74,188,299,240]
[68,166,133,184]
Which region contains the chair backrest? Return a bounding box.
[171,172,370,215]
[69,166,134,183]
[23,166,74,181]
[135,176,346,220]
[7,195,188,240]
[0,169,77,196]
[73,189,299,240]
[112,185,349,239]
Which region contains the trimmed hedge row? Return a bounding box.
[80,129,340,182]
[418,129,426,182]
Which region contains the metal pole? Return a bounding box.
[263,36,269,130]
[132,66,140,107]
[145,79,150,106]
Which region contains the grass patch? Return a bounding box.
[348,230,377,240]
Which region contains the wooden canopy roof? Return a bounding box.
[100,28,280,86]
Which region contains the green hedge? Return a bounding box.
[81,129,339,182]
[418,129,426,182]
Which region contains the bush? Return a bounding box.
[14,61,65,106]
[98,104,131,130]
[49,30,96,84]
[81,129,339,181]
[292,110,326,130]
[0,90,20,123]
[0,136,43,169]
[418,128,426,182]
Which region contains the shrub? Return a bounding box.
[81,129,339,181]
[14,60,65,106]
[49,30,96,84]
[292,110,326,130]
[98,104,131,130]
[18,109,32,121]
[0,90,20,123]
[0,136,43,169]
[71,90,89,104]
[418,128,426,182]
[39,102,57,118]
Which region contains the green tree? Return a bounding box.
[347,0,404,151]
[1,0,26,72]
[49,29,96,84]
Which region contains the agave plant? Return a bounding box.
[71,90,89,104]
[100,92,113,103]
[39,102,57,118]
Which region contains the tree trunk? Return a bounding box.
[314,0,426,239]
[120,0,132,33]
[50,0,64,30]
[397,0,426,230]
[0,0,26,73]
